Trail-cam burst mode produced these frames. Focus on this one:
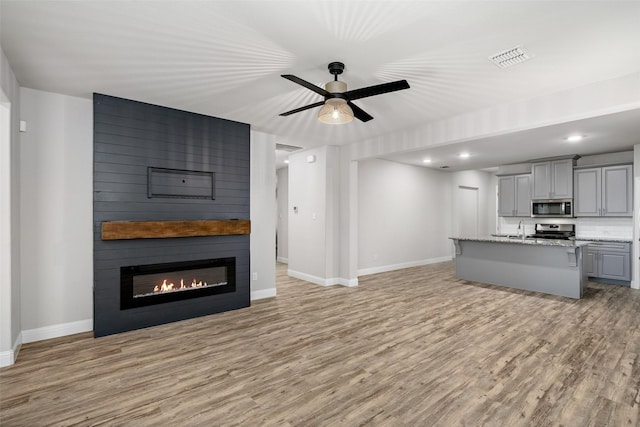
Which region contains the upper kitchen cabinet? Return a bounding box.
[498,174,531,217]
[531,159,574,200]
[574,164,633,217]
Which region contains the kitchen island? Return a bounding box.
[450,236,590,299]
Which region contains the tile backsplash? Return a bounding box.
[498,216,633,239]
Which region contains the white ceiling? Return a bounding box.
[384,108,640,172]
[2,1,640,170]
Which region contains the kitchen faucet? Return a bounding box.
[518,220,525,242]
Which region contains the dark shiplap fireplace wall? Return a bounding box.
[93,94,250,337]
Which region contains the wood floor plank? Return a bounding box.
[1,261,640,426]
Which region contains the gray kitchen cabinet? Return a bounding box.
[603,165,633,216]
[531,159,574,199]
[574,164,632,217]
[584,250,596,276]
[498,176,515,217]
[531,162,550,199]
[586,242,631,282]
[498,174,530,217]
[574,168,600,216]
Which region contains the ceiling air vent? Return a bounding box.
[488,45,533,69]
[276,143,303,152]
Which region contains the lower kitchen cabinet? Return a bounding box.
[585,242,631,283]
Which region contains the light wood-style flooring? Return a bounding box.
[1,261,640,426]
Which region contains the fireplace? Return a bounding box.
[93,93,251,337]
[120,257,236,309]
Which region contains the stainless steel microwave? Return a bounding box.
[531,199,573,218]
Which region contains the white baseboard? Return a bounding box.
[330,277,358,287]
[358,256,453,277]
[251,287,277,300]
[0,350,13,367]
[22,319,93,344]
[0,332,22,368]
[288,270,358,287]
[276,257,288,264]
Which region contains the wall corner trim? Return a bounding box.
[0,332,22,367]
[251,288,277,300]
[0,351,13,367]
[331,277,358,287]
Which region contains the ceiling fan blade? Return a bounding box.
[281,75,330,97]
[348,101,374,122]
[279,101,325,117]
[344,80,410,101]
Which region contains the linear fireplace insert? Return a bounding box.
[120,257,236,309]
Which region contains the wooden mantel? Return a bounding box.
[101,219,251,241]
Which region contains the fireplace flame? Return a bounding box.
[152,277,208,294]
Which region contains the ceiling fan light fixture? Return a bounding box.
[280,61,409,123]
[318,98,354,124]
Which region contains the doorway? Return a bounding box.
[457,186,479,238]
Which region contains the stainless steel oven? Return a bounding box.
[531,199,573,218]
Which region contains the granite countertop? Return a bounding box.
[449,235,591,248]
[573,237,632,243]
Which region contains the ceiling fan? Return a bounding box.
[279,62,410,124]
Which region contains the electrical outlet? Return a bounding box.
[252,272,258,281]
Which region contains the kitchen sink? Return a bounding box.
[491,234,533,240]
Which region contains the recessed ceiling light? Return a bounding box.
[284,159,289,164]
[423,158,432,164]
[566,135,584,142]
[459,152,470,159]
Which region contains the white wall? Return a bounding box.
[276,167,288,263]
[0,47,22,366]
[325,146,341,282]
[451,170,497,237]
[288,146,349,285]
[288,146,328,281]
[338,146,358,284]
[286,145,357,286]
[358,159,453,275]
[249,131,277,300]
[19,88,93,337]
[633,144,640,289]
[0,88,12,358]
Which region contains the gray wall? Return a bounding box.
[93,94,250,336]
